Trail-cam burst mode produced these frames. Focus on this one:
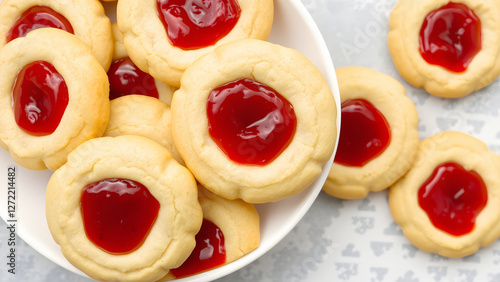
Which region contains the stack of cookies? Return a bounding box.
[0,1,338,281]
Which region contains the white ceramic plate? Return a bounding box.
[0,0,340,281]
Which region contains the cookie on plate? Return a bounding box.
[46,135,202,282]
[165,186,260,279]
[0,0,113,70]
[171,39,337,203]
[117,0,274,87]
[323,67,419,199]
[108,23,176,104]
[104,95,184,165]
[0,28,109,170]
[389,131,500,257]
[388,0,500,98]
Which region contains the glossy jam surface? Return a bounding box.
[107,57,159,100]
[171,219,226,278]
[156,0,241,49]
[6,6,74,42]
[207,78,297,165]
[80,178,160,254]
[419,2,481,73]
[334,99,391,167]
[12,61,69,136]
[418,162,488,236]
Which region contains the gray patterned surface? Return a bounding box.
[3,0,500,281]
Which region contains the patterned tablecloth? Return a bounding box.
[3,0,500,281]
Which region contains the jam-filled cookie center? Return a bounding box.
[80,178,160,254]
[419,2,481,73]
[12,61,69,136]
[7,6,74,43]
[107,57,159,100]
[207,78,297,165]
[156,0,241,50]
[171,219,226,277]
[418,162,488,236]
[334,99,391,167]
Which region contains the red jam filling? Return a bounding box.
[419,2,481,73]
[156,0,241,50]
[207,78,297,165]
[107,57,159,100]
[80,178,160,254]
[171,219,226,278]
[12,61,69,136]
[334,99,391,167]
[6,6,74,43]
[418,162,488,236]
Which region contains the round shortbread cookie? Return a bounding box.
[171,39,337,203]
[323,67,419,199]
[0,28,109,170]
[46,135,202,282]
[196,186,259,264]
[0,0,113,70]
[117,0,274,87]
[104,95,184,165]
[162,185,260,279]
[388,0,500,98]
[389,131,500,257]
[110,23,176,105]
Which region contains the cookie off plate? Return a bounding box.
[0,0,341,281]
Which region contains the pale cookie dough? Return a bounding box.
[388,0,500,98]
[46,135,202,282]
[323,67,419,199]
[104,95,184,165]
[171,39,337,203]
[111,23,176,105]
[117,0,274,87]
[389,131,500,258]
[163,186,260,280]
[0,0,113,70]
[0,28,109,171]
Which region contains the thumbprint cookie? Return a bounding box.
[46,135,203,282]
[388,0,500,98]
[171,39,337,203]
[323,67,419,199]
[103,95,184,165]
[165,186,259,279]
[108,23,176,105]
[117,0,274,87]
[0,0,113,70]
[389,131,500,257]
[0,28,109,170]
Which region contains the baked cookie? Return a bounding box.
[165,186,260,279]
[388,0,500,98]
[46,135,202,282]
[323,67,419,199]
[0,0,113,70]
[389,131,500,257]
[109,23,176,105]
[0,28,109,171]
[117,0,274,87]
[104,95,184,165]
[171,39,337,203]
